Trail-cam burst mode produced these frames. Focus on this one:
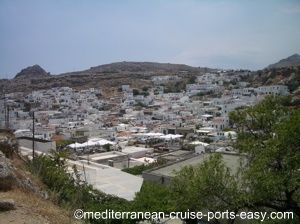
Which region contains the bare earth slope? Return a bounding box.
[267,54,300,69]
[1,61,210,94]
[1,56,300,95]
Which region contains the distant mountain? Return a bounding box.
[59,61,205,77]
[90,61,199,72]
[267,54,300,69]
[14,65,50,79]
[0,61,211,93]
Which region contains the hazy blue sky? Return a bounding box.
[1,0,300,78]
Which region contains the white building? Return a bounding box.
[255,85,289,96]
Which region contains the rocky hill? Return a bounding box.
[1,62,210,94]
[242,65,300,99]
[267,54,300,69]
[61,61,200,76]
[14,65,50,80]
[1,57,300,96]
[235,54,300,99]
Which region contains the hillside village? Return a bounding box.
[1,0,300,222]
[0,64,292,200]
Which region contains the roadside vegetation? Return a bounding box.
[122,158,167,175]
[28,151,134,223]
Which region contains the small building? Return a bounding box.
[255,85,289,96]
[143,152,245,185]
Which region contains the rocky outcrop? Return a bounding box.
[0,151,14,191]
[14,65,50,80]
[0,199,15,211]
[267,54,300,69]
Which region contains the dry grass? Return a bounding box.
[0,188,80,224]
[0,155,82,224]
[0,177,14,191]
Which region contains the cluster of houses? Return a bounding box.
[0,71,290,200]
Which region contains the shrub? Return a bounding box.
[28,152,131,213]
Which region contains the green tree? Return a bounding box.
[56,139,73,150]
[167,96,300,223]
[142,86,149,92]
[133,89,140,96]
[103,143,112,151]
[188,76,197,84]
[233,97,300,217]
[133,181,172,213]
[170,154,242,224]
[230,96,300,217]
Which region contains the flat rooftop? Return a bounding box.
[150,153,243,177]
[79,151,126,161]
[163,150,191,157]
[157,150,193,162]
[122,146,153,154]
[68,160,143,201]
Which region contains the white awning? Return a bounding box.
[68,138,115,149]
[68,142,84,148]
[159,134,183,140]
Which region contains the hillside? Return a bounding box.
[267,54,300,69]
[0,130,80,224]
[14,65,50,80]
[242,66,300,99]
[1,57,300,96]
[236,54,300,98]
[1,62,210,94]
[93,61,195,72]
[63,61,200,75]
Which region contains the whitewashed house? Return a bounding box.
[255,85,289,96]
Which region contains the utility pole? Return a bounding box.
[4,100,7,128]
[82,163,87,182]
[32,111,35,159]
[2,87,8,129]
[6,105,9,129]
[4,98,6,128]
